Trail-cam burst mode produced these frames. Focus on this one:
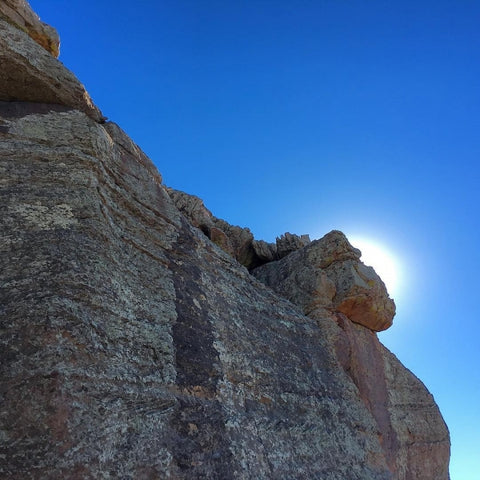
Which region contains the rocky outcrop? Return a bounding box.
[0,14,103,121]
[276,231,311,258]
[253,230,396,331]
[0,0,59,56]
[252,237,449,478]
[167,187,311,269]
[165,187,254,264]
[0,103,395,479]
[0,3,450,479]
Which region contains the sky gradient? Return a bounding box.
[30,1,480,477]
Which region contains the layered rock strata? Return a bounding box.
[0,12,102,121]
[0,0,59,56]
[0,3,450,479]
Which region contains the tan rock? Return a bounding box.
[328,259,396,331]
[209,226,235,255]
[253,232,449,479]
[306,231,395,330]
[0,0,59,56]
[332,314,450,480]
[0,18,103,121]
[253,230,396,331]
[212,218,256,266]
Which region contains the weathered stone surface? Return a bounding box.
[0,18,103,121]
[166,187,259,268]
[0,2,450,479]
[252,234,449,479]
[333,315,450,480]
[0,104,390,479]
[253,230,396,331]
[166,188,312,269]
[0,0,59,56]
[0,105,179,478]
[276,232,311,258]
[382,342,450,479]
[252,238,277,263]
[0,104,450,479]
[165,187,213,233]
[213,218,256,267]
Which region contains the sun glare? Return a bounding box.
[348,236,402,299]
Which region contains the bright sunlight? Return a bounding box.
[348,236,403,299]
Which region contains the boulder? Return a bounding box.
[253,230,396,331]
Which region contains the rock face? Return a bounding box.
[0,3,450,480]
[0,12,103,121]
[253,230,396,331]
[252,235,449,477]
[0,0,59,56]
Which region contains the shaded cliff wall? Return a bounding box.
[0,3,449,479]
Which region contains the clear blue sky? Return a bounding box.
[31,1,480,478]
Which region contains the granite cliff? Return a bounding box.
[0,3,450,479]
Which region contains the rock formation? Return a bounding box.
[252,232,449,476]
[167,187,312,269]
[0,6,102,121]
[253,231,396,332]
[0,3,450,479]
[0,0,59,57]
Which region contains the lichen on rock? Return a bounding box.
[0,2,450,479]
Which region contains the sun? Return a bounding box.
[348,236,402,298]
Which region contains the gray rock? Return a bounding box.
[165,187,213,233]
[0,104,392,479]
[0,2,450,479]
[0,18,103,121]
[252,239,277,262]
[276,232,311,258]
